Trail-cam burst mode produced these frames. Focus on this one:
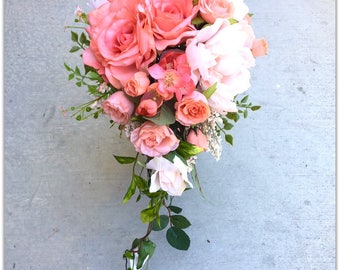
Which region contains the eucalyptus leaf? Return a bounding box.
[144,104,175,125]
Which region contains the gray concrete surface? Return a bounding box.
[4,0,335,269]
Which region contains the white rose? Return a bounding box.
[146,156,193,196]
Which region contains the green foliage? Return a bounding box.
[152,215,169,231]
[171,215,191,229]
[203,82,217,99]
[176,141,203,159]
[168,206,182,214]
[166,227,190,250]
[225,134,233,146]
[144,104,176,126]
[114,155,136,164]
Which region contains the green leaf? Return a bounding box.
[166,227,190,250]
[192,16,205,25]
[251,105,261,111]
[64,62,72,72]
[122,179,137,204]
[168,206,182,214]
[71,31,78,42]
[240,95,249,103]
[225,134,233,146]
[144,104,175,125]
[124,250,134,260]
[152,215,169,231]
[137,240,156,269]
[228,18,239,25]
[222,118,234,130]
[74,66,81,76]
[171,215,191,229]
[86,71,102,81]
[69,46,81,53]
[203,82,217,99]
[68,74,75,80]
[133,174,148,191]
[79,32,87,45]
[140,207,157,223]
[113,155,136,164]
[243,109,248,119]
[190,164,205,197]
[176,141,203,159]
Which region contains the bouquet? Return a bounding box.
[64,0,267,269]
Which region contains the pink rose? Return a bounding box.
[141,0,199,50]
[124,71,150,97]
[146,156,193,196]
[175,91,210,126]
[186,19,256,114]
[83,1,156,88]
[101,91,134,124]
[187,129,208,150]
[199,0,249,24]
[130,121,179,157]
[252,38,268,58]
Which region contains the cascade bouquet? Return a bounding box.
[65,0,267,268]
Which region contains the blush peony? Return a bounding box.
[186,19,256,114]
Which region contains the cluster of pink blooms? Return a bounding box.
[82,0,267,196]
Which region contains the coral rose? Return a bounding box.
[130,121,179,157]
[175,91,210,126]
[83,1,156,88]
[124,71,150,97]
[101,91,134,124]
[141,0,199,50]
[146,156,193,196]
[136,99,158,117]
[199,0,249,24]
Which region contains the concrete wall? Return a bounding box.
[4,0,335,269]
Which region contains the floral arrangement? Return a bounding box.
[64,0,267,269]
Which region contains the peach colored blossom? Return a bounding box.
[186,19,256,114]
[148,50,195,101]
[136,99,158,117]
[175,91,210,126]
[83,1,156,88]
[187,129,208,150]
[199,0,249,24]
[141,0,199,50]
[252,38,268,57]
[124,71,150,97]
[146,156,193,196]
[130,121,179,157]
[101,91,134,124]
